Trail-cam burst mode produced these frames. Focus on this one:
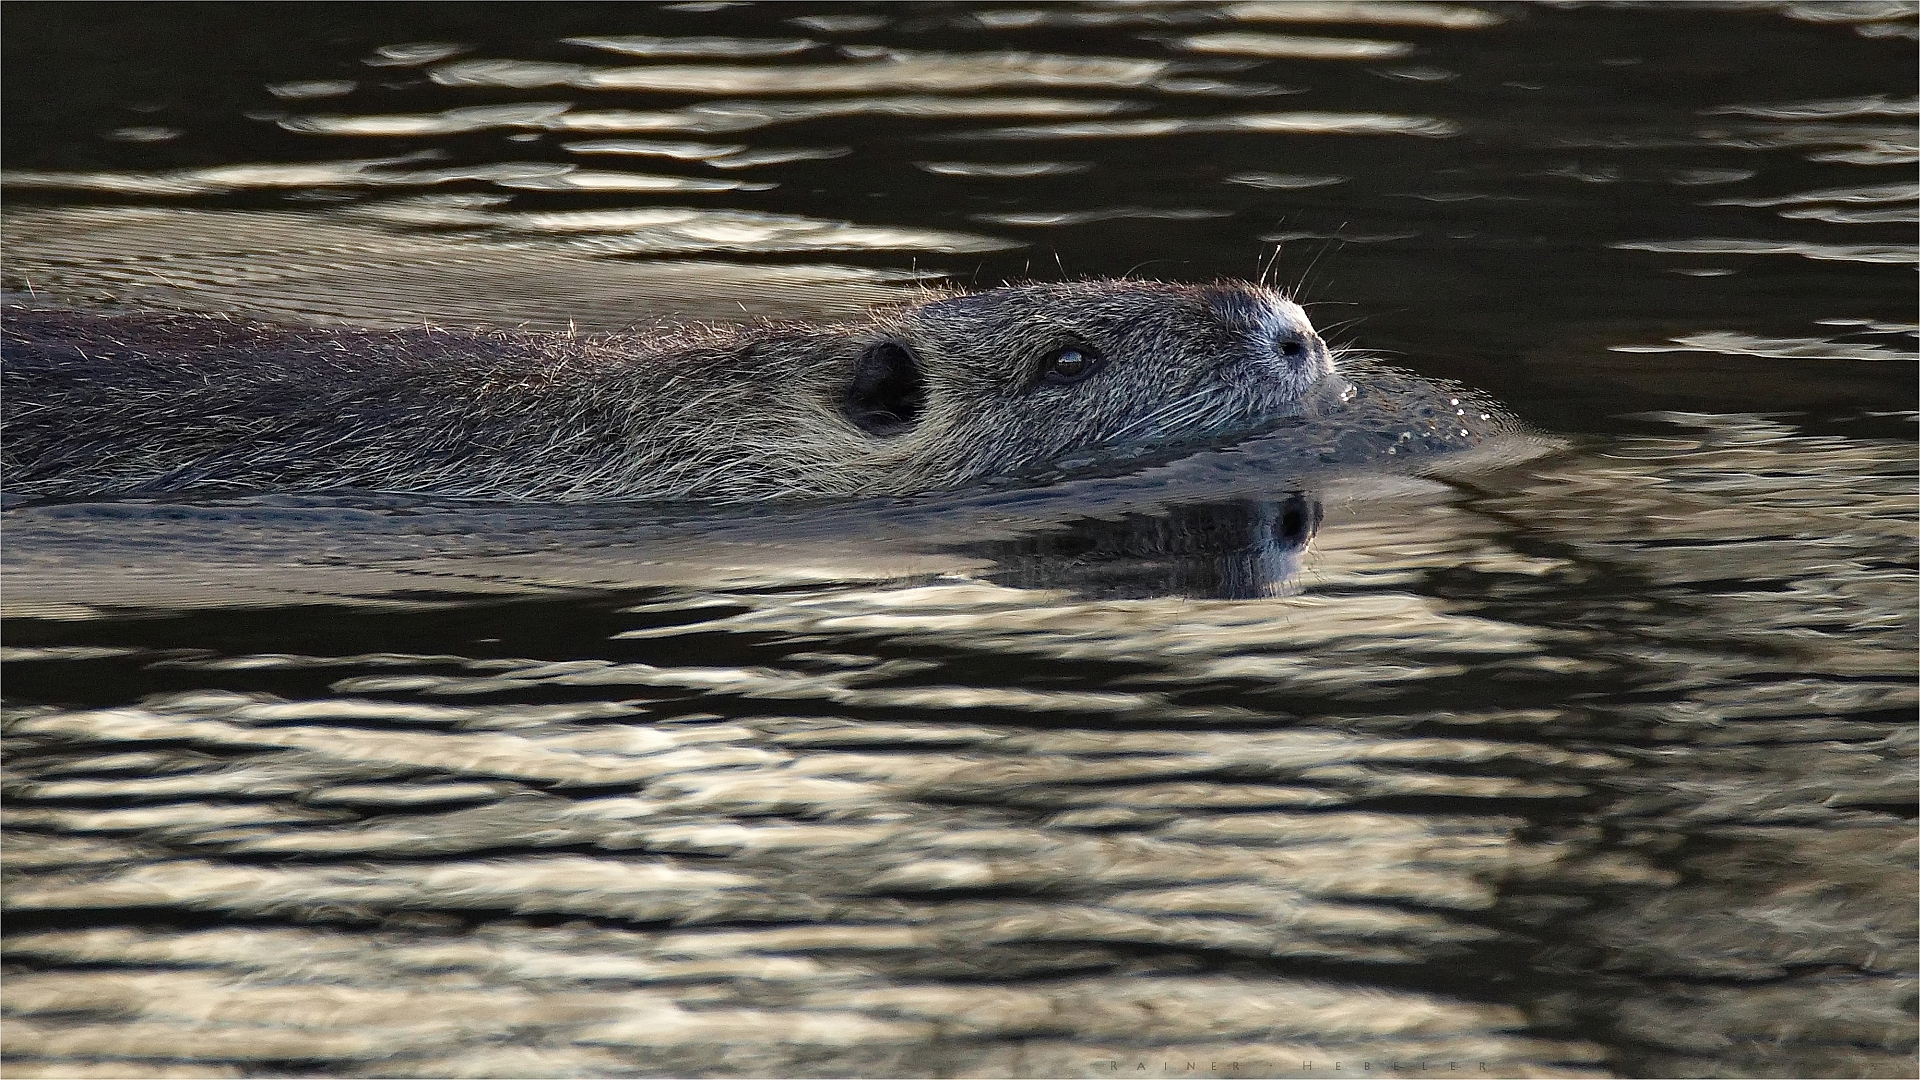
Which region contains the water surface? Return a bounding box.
[2,3,1915,1078]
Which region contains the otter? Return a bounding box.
[1,280,1339,503]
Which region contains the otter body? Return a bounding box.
[2,280,1337,502]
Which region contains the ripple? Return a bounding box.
[103,126,181,143]
[1815,317,1920,333]
[338,199,1015,254]
[1227,2,1505,30]
[914,160,1093,178]
[1778,205,1919,223]
[787,13,888,33]
[0,156,591,197]
[1613,237,1919,265]
[0,645,143,662]
[562,34,817,59]
[358,203,1011,254]
[1610,330,1918,362]
[485,167,768,194]
[545,95,1144,135]
[279,102,572,137]
[1779,0,1919,37]
[1669,167,1757,185]
[1154,76,1302,96]
[1805,144,1920,165]
[1175,32,1416,60]
[1711,181,1920,224]
[1696,120,1919,165]
[953,111,1460,140]
[1263,229,1419,243]
[1225,171,1349,189]
[1375,65,1459,81]
[705,146,852,168]
[1706,93,1919,120]
[967,7,1216,29]
[970,207,1231,227]
[1391,191,1525,202]
[546,141,855,173]
[366,41,471,67]
[560,138,751,161]
[0,939,1601,1075]
[265,79,358,100]
[1707,181,1919,207]
[1,204,929,333]
[431,51,1172,95]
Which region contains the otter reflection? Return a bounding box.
[971,494,1321,600]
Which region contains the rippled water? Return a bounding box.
[2,4,1915,1078]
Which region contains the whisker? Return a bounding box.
[1293,227,1345,303]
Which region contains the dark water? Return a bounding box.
[2,3,1915,1078]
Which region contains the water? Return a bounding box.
[2,3,1915,1077]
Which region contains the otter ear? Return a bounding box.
[842,339,926,437]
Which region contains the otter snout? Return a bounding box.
[1202,287,1335,386]
[1271,323,1331,378]
[1256,301,1333,383]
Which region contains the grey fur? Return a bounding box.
[1,279,1336,502]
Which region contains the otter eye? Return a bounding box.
[1041,345,1104,386]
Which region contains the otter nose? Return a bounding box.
[1197,285,1332,379]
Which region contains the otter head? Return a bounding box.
[838,279,1338,488]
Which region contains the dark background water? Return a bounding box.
[2,3,1915,1078]
[5,2,1915,431]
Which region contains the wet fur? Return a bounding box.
[1,280,1335,502]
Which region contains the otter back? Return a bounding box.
[2,309,857,502]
